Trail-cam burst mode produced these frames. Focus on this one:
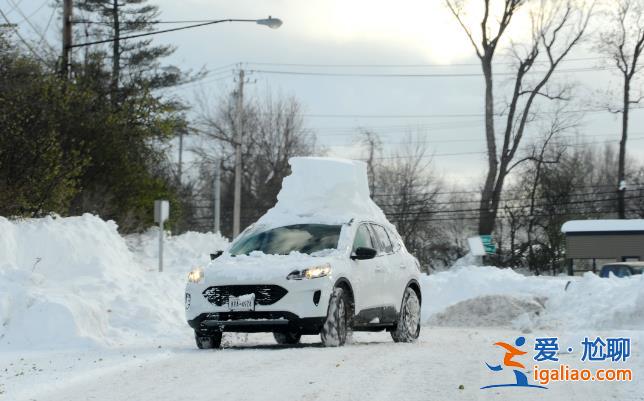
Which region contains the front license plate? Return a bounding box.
[228,293,255,311]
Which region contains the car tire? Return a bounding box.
[195,332,222,349]
[391,287,421,343]
[320,287,349,347]
[273,331,302,345]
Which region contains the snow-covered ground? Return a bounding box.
[2,329,642,401]
[1,214,644,400]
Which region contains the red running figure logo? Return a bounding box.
[481,336,547,390]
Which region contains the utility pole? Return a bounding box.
[111,0,120,98]
[61,0,73,78]
[233,68,244,238]
[214,160,221,234]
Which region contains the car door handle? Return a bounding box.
[375,266,385,273]
[399,265,407,270]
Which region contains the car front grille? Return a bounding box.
[202,285,288,306]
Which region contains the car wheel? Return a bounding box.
[320,287,349,347]
[391,287,421,343]
[195,332,222,349]
[273,331,302,345]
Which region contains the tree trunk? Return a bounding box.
[618,78,629,219]
[479,56,499,235]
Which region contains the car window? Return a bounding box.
[600,265,632,278]
[229,224,341,256]
[352,224,374,253]
[386,227,401,251]
[371,224,393,254]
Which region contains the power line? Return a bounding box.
[242,57,605,69]
[2,0,24,16]
[0,6,48,64]
[357,137,643,160]
[325,134,644,147]
[376,188,644,207]
[384,194,644,216]
[6,0,55,54]
[248,66,610,78]
[295,106,644,119]
[387,208,629,223]
[69,18,261,48]
[371,184,638,197]
[36,3,55,47]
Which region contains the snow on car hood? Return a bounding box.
[252,157,389,229]
[204,251,341,283]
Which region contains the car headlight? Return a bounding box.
[287,264,332,280]
[187,267,204,284]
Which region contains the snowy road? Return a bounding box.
[3,328,642,401]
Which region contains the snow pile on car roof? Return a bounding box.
[0,214,227,350]
[255,157,388,228]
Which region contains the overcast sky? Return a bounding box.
[6,0,644,187]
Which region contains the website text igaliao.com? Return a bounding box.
[533,364,633,385]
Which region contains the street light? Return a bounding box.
[67,16,284,49]
[256,16,283,29]
[60,14,282,237]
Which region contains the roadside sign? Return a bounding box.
[480,235,496,255]
[154,200,169,223]
[468,235,496,256]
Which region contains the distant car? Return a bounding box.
[599,262,644,278]
[184,220,423,349]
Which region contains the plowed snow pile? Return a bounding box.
[0,214,227,350]
[422,265,644,331]
[428,294,545,329]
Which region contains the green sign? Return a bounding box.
[480,235,496,255]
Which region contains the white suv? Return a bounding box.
[185,219,423,348]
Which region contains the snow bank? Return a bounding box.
[2,213,642,351]
[254,157,388,228]
[545,272,644,330]
[422,265,644,331]
[428,294,545,329]
[125,228,228,271]
[0,214,227,350]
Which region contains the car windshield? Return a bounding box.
[229,224,342,256]
[600,265,631,278]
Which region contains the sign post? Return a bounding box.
[154,200,170,272]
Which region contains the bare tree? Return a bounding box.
[445,0,593,234]
[358,130,382,195]
[365,133,444,270]
[597,0,644,218]
[192,89,317,235]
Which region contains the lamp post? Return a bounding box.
[62,13,282,237]
[67,16,282,49]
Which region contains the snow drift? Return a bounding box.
[422,265,644,331]
[0,214,227,349]
[2,213,643,351]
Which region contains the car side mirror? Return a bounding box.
[210,250,223,260]
[351,247,377,260]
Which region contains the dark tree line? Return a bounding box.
[0,0,189,231]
